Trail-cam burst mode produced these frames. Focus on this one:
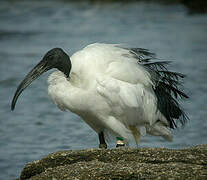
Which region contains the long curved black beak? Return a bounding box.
[11,59,50,111]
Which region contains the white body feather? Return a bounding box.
[48,43,173,144]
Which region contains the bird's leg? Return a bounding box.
[98,132,107,149]
[116,137,125,147]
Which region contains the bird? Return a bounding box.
[11,43,189,149]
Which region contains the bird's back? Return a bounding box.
[70,43,154,88]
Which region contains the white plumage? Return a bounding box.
[11,43,188,148]
[47,43,185,145]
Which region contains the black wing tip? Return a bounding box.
[130,48,156,57]
[166,107,189,129]
[155,82,189,129]
[173,112,189,129]
[124,45,189,128]
[121,46,156,60]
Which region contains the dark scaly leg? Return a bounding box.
[98,132,107,149]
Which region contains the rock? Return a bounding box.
[16,144,207,179]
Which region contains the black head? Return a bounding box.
[11,48,71,110]
[42,48,71,78]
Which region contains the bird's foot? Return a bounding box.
[116,137,125,148]
[99,143,107,149]
[116,143,125,148]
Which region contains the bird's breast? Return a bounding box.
[47,71,101,115]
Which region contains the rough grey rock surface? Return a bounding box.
[16,145,207,180]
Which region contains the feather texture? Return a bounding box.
[127,47,189,129]
[47,43,189,145]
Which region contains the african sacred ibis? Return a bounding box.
[11,43,188,148]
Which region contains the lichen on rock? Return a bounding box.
[17,145,207,180]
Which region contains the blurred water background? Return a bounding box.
[0,0,207,179]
